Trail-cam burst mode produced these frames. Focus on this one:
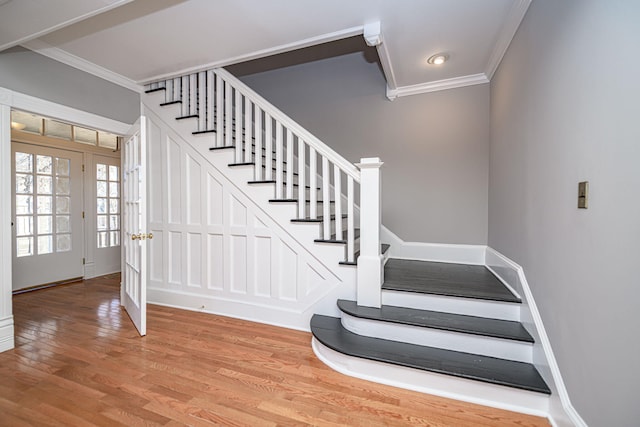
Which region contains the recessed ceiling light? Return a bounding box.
[11,121,26,130]
[427,53,449,65]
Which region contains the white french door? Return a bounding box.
[122,117,149,336]
[11,143,84,290]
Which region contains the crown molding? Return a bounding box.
[484,0,531,79]
[140,26,365,85]
[20,39,142,93]
[386,73,489,100]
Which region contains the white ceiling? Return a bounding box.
[1,0,530,95]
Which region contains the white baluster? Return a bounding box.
[334,166,342,241]
[245,99,253,164]
[224,81,232,147]
[322,157,330,239]
[254,107,262,181]
[309,147,317,220]
[265,113,272,181]
[298,138,306,219]
[166,79,173,104]
[215,73,223,147]
[356,157,384,308]
[286,129,293,200]
[347,176,355,262]
[275,122,283,199]
[235,88,242,163]
[206,71,214,132]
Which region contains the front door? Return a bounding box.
[122,117,149,336]
[11,143,83,290]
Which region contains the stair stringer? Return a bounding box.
[142,102,356,331]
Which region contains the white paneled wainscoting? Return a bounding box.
[143,106,357,330]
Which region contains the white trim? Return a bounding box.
[484,0,532,80]
[362,22,397,94]
[0,0,133,52]
[312,337,550,418]
[140,26,365,85]
[381,225,486,265]
[485,247,587,427]
[0,87,132,134]
[0,315,14,353]
[20,39,142,93]
[0,104,13,353]
[386,73,489,100]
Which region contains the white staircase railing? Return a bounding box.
[145,68,383,307]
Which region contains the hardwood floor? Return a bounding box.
[0,274,550,426]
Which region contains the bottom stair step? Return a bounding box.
[310,314,550,394]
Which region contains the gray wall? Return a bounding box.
[0,47,139,124]
[489,1,640,425]
[239,53,489,244]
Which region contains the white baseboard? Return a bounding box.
[381,225,486,265]
[0,315,14,353]
[485,247,587,427]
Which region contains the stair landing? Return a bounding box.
[383,259,520,303]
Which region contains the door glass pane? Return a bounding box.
[36,155,52,174]
[56,215,70,233]
[56,196,70,214]
[15,152,32,172]
[97,232,108,248]
[37,175,52,194]
[110,231,119,247]
[16,216,33,236]
[16,174,33,194]
[109,182,119,197]
[56,234,71,252]
[16,237,33,257]
[109,199,119,214]
[37,196,52,214]
[97,181,107,197]
[97,198,107,214]
[97,164,107,180]
[110,215,119,230]
[55,177,70,195]
[97,215,108,231]
[16,195,33,214]
[55,158,70,176]
[37,235,53,254]
[109,165,119,181]
[37,215,52,234]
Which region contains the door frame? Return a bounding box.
[0,87,132,352]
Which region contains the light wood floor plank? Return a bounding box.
[0,273,550,426]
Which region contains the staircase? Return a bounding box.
[143,68,551,415]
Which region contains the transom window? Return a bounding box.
[15,152,72,257]
[97,163,120,248]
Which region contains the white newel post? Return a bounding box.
[356,157,383,308]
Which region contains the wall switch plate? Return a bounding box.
[578,181,589,209]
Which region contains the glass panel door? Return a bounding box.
[12,143,83,290]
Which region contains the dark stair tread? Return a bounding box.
[340,244,390,265]
[176,114,199,120]
[160,100,182,106]
[193,129,217,135]
[382,259,521,303]
[336,300,533,343]
[310,315,550,394]
[315,228,361,244]
[247,181,319,190]
[145,87,166,93]
[269,199,334,204]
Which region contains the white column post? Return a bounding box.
[0,94,15,352]
[355,157,383,308]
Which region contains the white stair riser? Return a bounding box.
[340,313,533,363]
[312,338,549,417]
[382,290,521,321]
